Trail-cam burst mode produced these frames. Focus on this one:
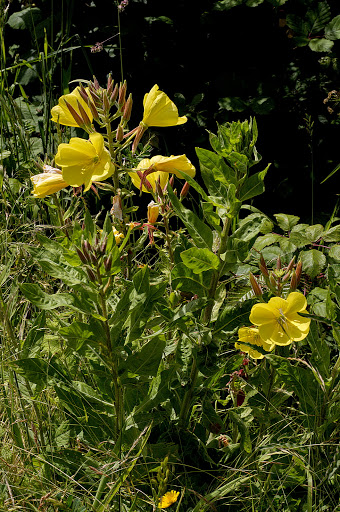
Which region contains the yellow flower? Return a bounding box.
[55,132,115,192]
[51,86,93,127]
[158,490,180,509]
[249,292,311,346]
[235,327,275,359]
[147,200,159,225]
[129,154,195,193]
[142,85,187,128]
[31,165,70,198]
[113,227,124,245]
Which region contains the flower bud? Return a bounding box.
[104,254,112,272]
[93,76,100,90]
[89,251,98,266]
[180,181,190,200]
[102,91,110,114]
[169,175,175,188]
[289,269,297,293]
[63,99,86,128]
[136,170,153,193]
[269,272,277,289]
[100,234,108,254]
[122,93,133,123]
[78,84,89,103]
[287,256,295,272]
[118,81,127,109]
[295,260,302,285]
[132,124,146,153]
[110,83,119,104]
[147,201,159,225]
[249,273,262,297]
[116,124,124,142]
[276,256,282,269]
[86,267,97,282]
[107,74,114,96]
[82,239,92,254]
[76,247,88,265]
[76,99,92,127]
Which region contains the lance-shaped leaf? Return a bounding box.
[239,164,270,202]
[168,186,213,249]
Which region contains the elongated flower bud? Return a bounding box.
[295,260,302,285]
[249,272,262,297]
[104,254,112,272]
[107,74,113,95]
[76,247,88,265]
[100,234,108,254]
[63,99,86,128]
[180,181,190,199]
[287,256,295,272]
[93,76,100,90]
[289,269,297,292]
[122,93,133,122]
[118,81,127,109]
[147,201,159,225]
[86,266,97,282]
[89,251,98,266]
[110,83,119,104]
[76,99,92,127]
[132,124,146,153]
[116,124,124,142]
[102,91,110,113]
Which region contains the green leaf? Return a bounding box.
[253,233,282,251]
[59,321,97,351]
[309,38,334,52]
[274,213,300,231]
[305,2,331,34]
[289,224,311,247]
[195,147,237,187]
[124,337,165,376]
[133,265,150,295]
[171,263,211,296]
[7,7,41,30]
[229,410,252,453]
[325,14,340,40]
[20,283,93,313]
[238,164,270,201]
[181,247,220,274]
[21,311,46,358]
[226,152,248,174]
[286,14,309,35]
[299,249,326,279]
[323,224,340,242]
[214,300,254,335]
[168,186,213,249]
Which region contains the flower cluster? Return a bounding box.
[236,291,311,359]
[31,78,191,199]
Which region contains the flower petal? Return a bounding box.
[285,292,307,315]
[249,303,279,326]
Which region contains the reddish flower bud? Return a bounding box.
[249,272,262,297]
[277,256,282,269]
[110,83,119,104]
[104,254,112,272]
[76,247,88,265]
[107,74,113,96]
[287,256,295,272]
[295,260,302,285]
[86,267,97,282]
[289,269,297,293]
[102,91,110,113]
[116,124,124,142]
[118,81,127,109]
[122,93,133,123]
[93,76,100,90]
[180,181,190,200]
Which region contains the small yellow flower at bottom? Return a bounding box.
[235,326,275,360]
[158,490,180,509]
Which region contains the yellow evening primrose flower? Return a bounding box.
[113,227,124,245]
[31,166,70,198]
[249,292,311,346]
[51,86,93,127]
[235,326,275,360]
[158,490,180,509]
[129,154,195,193]
[142,85,187,127]
[55,132,115,192]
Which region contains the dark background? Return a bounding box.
[5,0,340,223]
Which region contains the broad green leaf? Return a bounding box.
[14,356,69,386]
[168,186,213,249]
[274,213,300,231]
[286,14,309,35]
[7,7,41,30]
[325,14,340,40]
[181,247,220,274]
[124,337,165,376]
[133,265,150,295]
[289,224,312,247]
[329,245,340,261]
[300,249,326,279]
[309,38,334,52]
[171,262,211,296]
[299,249,326,279]
[238,164,270,201]
[253,233,281,251]
[196,147,237,186]
[59,321,98,351]
[227,152,248,174]
[305,1,331,34]
[323,224,340,242]
[214,300,255,335]
[21,311,46,358]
